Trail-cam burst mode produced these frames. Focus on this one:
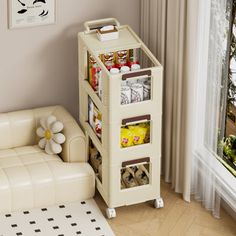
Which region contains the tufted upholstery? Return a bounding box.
[0,106,95,213]
[0,106,87,163]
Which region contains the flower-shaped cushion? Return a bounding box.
[36,115,66,154]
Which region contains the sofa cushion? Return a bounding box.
[0,106,64,150]
[0,146,95,213]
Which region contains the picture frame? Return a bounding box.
[8,0,56,29]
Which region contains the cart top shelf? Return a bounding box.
[79,25,142,54]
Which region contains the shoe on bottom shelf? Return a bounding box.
[121,178,126,189]
[134,165,149,186]
[122,167,138,188]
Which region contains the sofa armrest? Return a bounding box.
[52,106,87,163]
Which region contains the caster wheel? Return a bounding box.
[106,208,116,219]
[154,197,164,209]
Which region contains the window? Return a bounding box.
[193,0,236,216]
[218,0,236,177]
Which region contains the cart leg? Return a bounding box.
[106,208,116,219]
[154,197,164,209]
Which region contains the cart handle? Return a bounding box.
[84,18,120,33]
[122,70,151,81]
[122,157,150,168]
[122,115,151,126]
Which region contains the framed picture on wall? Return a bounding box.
[8,0,56,29]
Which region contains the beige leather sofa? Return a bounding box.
[0,106,95,213]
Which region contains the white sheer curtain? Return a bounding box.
[140,0,198,202]
[192,0,236,217]
[140,0,236,216]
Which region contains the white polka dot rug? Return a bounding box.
[0,199,115,236]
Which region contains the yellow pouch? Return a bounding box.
[139,122,150,143]
[120,128,133,148]
[128,125,147,145]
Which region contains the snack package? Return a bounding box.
[120,128,133,148]
[121,85,131,105]
[128,125,147,145]
[93,106,102,138]
[139,122,150,143]
[95,118,102,138]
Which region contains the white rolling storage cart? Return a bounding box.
[78,18,164,219]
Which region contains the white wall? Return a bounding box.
[0,0,140,118]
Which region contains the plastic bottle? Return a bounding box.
[110,68,120,74]
[120,66,130,73]
[131,64,141,71]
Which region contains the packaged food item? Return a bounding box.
[120,128,133,147]
[139,122,150,143]
[120,66,130,73]
[116,50,129,69]
[89,99,102,139]
[93,106,102,138]
[128,48,139,67]
[137,75,149,84]
[89,55,101,91]
[88,97,94,129]
[121,80,127,86]
[131,83,144,103]
[121,85,131,105]
[143,80,151,100]
[89,98,102,139]
[101,52,115,70]
[127,78,138,87]
[128,125,147,145]
[95,119,102,138]
[131,64,140,71]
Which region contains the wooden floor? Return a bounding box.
[94,181,236,236]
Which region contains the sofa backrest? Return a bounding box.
[0,106,58,150]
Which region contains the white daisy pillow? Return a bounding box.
[36,115,66,155]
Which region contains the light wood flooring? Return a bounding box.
[94,180,236,236]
